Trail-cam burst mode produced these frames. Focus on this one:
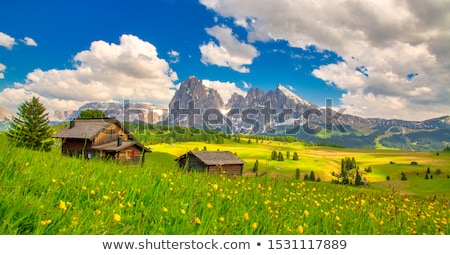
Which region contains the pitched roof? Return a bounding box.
[52,118,133,140]
[91,141,151,153]
[178,151,245,166]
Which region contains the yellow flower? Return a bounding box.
[219,217,225,222]
[95,209,101,215]
[162,173,167,178]
[103,195,110,202]
[304,210,310,217]
[118,203,124,209]
[51,179,56,184]
[114,214,121,222]
[162,207,168,213]
[335,216,341,221]
[81,186,87,190]
[181,209,186,215]
[195,217,201,225]
[380,220,384,225]
[213,184,219,190]
[207,203,213,209]
[40,219,52,226]
[243,212,249,221]
[90,190,96,195]
[297,225,304,234]
[59,200,67,211]
[251,222,258,229]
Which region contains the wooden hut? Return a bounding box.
[176,151,245,176]
[52,118,150,165]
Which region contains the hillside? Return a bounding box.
[0,134,448,235]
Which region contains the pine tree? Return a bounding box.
[295,168,301,180]
[304,174,309,181]
[253,160,259,175]
[7,96,53,151]
[427,167,431,174]
[401,171,408,181]
[271,150,277,160]
[286,150,290,160]
[355,169,362,186]
[278,151,284,161]
[309,171,316,182]
[293,152,299,160]
[425,173,429,180]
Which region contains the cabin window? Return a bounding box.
[125,150,132,159]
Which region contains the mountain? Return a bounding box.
[167,76,450,150]
[0,107,12,130]
[49,101,168,124]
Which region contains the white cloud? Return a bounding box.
[200,25,259,73]
[202,79,247,103]
[0,63,5,79]
[287,85,295,91]
[0,34,178,115]
[242,81,251,89]
[168,50,180,63]
[200,0,450,120]
[21,36,38,46]
[0,32,16,50]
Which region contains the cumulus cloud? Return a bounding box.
[202,79,247,103]
[200,0,450,120]
[200,25,259,73]
[0,63,5,79]
[168,50,180,63]
[0,32,16,50]
[0,34,178,115]
[20,36,38,46]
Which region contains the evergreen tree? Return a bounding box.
[427,167,431,174]
[293,152,299,160]
[278,151,284,161]
[271,150,278,160]
[295,168,301,180]
[248,139,251,144]
[7,96,53,151]
[355,169,362,186]
[309,171,316,182]
[401,171,408,181]
[253,160,259,175]
[304,174,309,181]
[425,173,429,180]
[286,150,290,160]
[316,177,321,182]
[386,175,391,181]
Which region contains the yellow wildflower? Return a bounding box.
[95,209,101,215]
[219,217,225,222]
[81,186,87,190]
[207,203,213,209]
[195,217,201,225]
[103,195,110,202]
[304,210,310,217]
[335,216,341,221]
[59,200,67,211]
[181,209,186,215]
[114,214,121,222]
[162,207,168,213]
[297,225,304,234]
[213,184,218,190]
[243,212,249,221]
[118,203,124,209]
[251,222,258,229]
[40,219,52,226]
[90,190,96,195]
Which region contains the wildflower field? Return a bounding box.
[0,135,449,235]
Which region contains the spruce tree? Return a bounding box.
[293,152,299,160]
[253,160,259,175]
[309,171,316,182]
[278,151,284,161]
[286,150,290,160]
[295,168,301,180]
[355,169,362,186]
[7,96,53,151]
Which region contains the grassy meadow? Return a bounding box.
[0,134,449,235]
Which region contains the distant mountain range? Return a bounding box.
[168,76,450,150]
[2,76,448,150]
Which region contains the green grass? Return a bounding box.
[0,135,449,234]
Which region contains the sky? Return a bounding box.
[0,0,449,121]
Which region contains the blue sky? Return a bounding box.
[0,0,449,120]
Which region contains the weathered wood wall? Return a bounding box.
[116,145,146,165]
[208,164,243,176]
[93,123,128,145]
[61,138,93,158]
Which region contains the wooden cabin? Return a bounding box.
[52,118,150,165]
[176,151,245,176]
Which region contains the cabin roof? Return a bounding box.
[52,118,134,141]
[91,141,151,153]
[177,151,245,166]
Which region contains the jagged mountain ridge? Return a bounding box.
[168,76,450,134]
